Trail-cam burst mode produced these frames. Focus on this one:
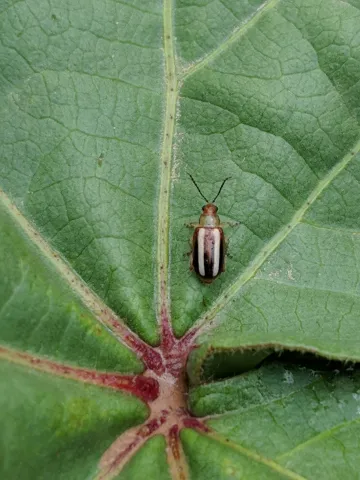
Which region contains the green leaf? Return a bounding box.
[116,436,171,480]
[0,360,148,480]
[1,0,360,478]
[0,200,142,372]
[186,361,360,480]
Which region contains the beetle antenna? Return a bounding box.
[188,173,209,203]
[212,177,232,203]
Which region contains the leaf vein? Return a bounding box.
[276,417,360,461]
[254,277,360,301]
[201,429,307,480]
[180,0,281,81]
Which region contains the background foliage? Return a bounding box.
[1,0,360,478]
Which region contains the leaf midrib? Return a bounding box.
[155,0,177,324]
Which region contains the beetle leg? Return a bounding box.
[185,222,198,228]
[225,238,233,259]
[221,221,240,228]
[189,234,196,271]
[221,252,226,272]
[186,235,194,258]
[189,251,194,271]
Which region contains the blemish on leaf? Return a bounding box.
[97,153,104,167]
[283,370,294,384]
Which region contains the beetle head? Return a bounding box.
[202,203,218,215]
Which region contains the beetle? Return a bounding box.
[187,174,236,284]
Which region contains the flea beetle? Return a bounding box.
[187,174,235,284]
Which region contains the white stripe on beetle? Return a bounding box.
[198,228,206,276]
[212,229,220,277]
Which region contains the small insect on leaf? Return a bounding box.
[187,175,233,284]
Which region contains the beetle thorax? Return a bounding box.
[199,203,220,226]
